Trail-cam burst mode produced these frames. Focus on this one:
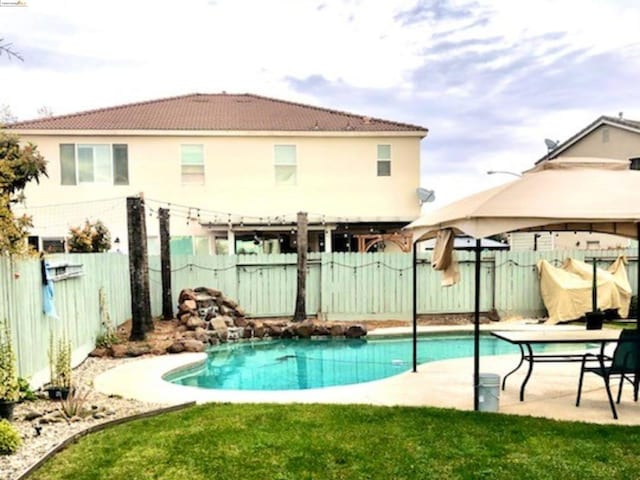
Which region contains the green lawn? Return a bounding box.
[30,403,640,480]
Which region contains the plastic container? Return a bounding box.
[477,373,500,412]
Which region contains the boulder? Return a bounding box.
[194,327,209,343]
[185,316,205,330]
[178,289,196,303]
[221,296,238,309]
[265,324,283,338]
[127,345,151,357]
[293,322,314,338]
[89,347,110,358]
[234,306,246,317]
[234,316,248,327]
[344,324,367,338]
[183,339,205,352]
[167,341,185,354]
[253,324,266,338]
[313,324,331,336]
[330,324,345,337]
[182,299,197,311]
[110,344,129,358]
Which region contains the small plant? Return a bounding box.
[95,287,120,348]
[0,419,21,455]
[58,386,90,421]
[0,320,20,403]
[17,377,37,402]
[48,332,72,390]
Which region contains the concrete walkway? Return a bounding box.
[94,322,640,425]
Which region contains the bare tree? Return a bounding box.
[0,38,23,62]
[0,104,17,125]
[37,106,54,118]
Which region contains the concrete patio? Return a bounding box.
[94,322,640,425]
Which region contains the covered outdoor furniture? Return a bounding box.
[537,256,632,324]
[576,329,640,419]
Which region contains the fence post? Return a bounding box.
[127,196,152,340]
[159,208,173,320]
[293,211,308,321]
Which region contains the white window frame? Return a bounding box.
[377,144,391,177]
[60,143,128,186]
[180,144,205,185]
[76,144,113,184]
[274,144,297,185]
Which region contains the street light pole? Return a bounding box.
[486,170,522,177]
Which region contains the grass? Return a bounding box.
[28,403,640,480]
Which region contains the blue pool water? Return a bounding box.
[166,334,588,391]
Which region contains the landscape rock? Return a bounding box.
[344,324,367,338]
[167,341,185,354]
[183,339,205,352]
[330,324,345,337]
[185,316,205,330]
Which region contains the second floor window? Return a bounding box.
[60,143,129,185]
[274,145,297,185]
[377,144,391,176]
[181,144,205,185]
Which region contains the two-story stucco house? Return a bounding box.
[8,93,428,254]
[509,114,640,251]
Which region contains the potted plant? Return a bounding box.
[585,309,604,330]
[47,332,72,400]
[0,320,20,421]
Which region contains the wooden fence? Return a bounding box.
[1,249,637,386]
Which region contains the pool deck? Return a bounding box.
[94,320,640,425]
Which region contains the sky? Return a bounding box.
[1,0,640,210]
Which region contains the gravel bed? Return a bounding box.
[0,356,163,480]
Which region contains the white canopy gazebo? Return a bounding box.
[404,157,640,410]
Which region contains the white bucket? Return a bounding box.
[477,373,500,412]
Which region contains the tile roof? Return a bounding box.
[536,115,640,163]
[9,93,428,134]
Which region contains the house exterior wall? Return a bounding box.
[559,125,640,160]
[17,132,422,252]
[511,123,640,252]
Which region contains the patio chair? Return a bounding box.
[576,329,640,419]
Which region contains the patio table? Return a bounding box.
[490,329,622,401]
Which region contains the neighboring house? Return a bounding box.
[509,114,640,251]
[8,93,428,254]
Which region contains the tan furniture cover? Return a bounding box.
[431,228,460,286]
[537,256,631,324]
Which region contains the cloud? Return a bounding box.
[394,0,479,25]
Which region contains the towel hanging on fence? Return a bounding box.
[431,229,460,286]
[41,255,59,319]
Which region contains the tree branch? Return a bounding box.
[0,38,24,62]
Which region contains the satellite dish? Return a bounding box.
[544,138,559,150]
[416,187,435,204]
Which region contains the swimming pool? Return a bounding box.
[165,334,590,391]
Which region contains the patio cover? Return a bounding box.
[404,157,640,410]
[538,256,632,324]
[408,157,640,241]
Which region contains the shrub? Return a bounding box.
[0,419,21,455]
[17,377,37,402]
[67,219,111,253]
[0,320,19,403]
